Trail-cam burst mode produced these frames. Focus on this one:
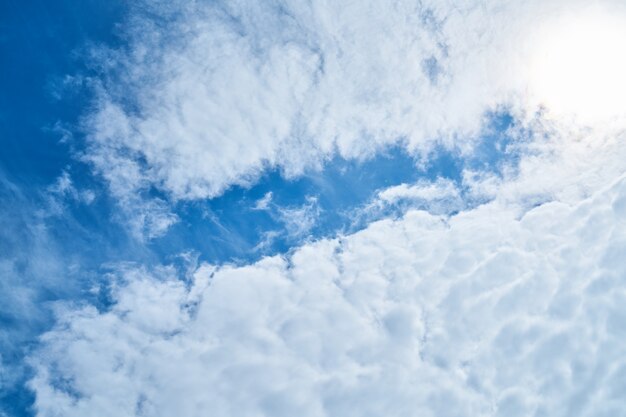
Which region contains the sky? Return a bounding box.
[2,0,626,416]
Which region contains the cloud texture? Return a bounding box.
[18,1,626,416]
[83,0,611,207]
[29,168,626,416]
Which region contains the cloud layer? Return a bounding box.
[18,1,626,416]
[83,0,608,209]
[29,166,626,416]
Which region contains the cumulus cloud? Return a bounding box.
[29,164,626,416]
[81,0,625,231]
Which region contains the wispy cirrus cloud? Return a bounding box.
[0,173,84,413]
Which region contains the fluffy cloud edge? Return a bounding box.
[27,165,626,416]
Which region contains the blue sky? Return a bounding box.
[2,1,626,416]
[1,1,128,413]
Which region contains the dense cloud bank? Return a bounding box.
[30,171,626,416]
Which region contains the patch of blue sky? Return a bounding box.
[150,146,426,264]
[151,110,523,266]
[0,0,126,185]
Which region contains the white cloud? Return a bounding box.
[275,196,320,240]
[376,180,459,204]
[46,171,96,216]
[253,192,273,211]
[464,119,626,211]
[29,165,626,416]
[371,178,463,215]
[82,0,625,213]
[252,194,321,251]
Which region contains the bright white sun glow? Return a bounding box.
[529,9,626,124]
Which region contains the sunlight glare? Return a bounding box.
[529,10,626,124]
